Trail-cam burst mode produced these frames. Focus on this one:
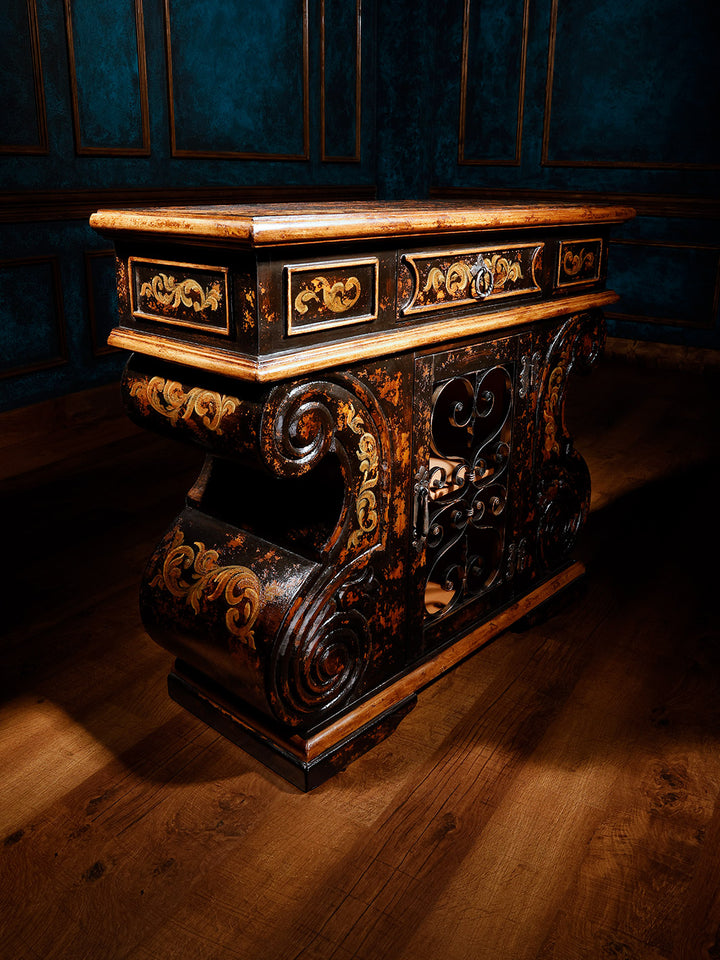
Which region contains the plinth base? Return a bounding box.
[168,562,585,790]
[168,663,417,791]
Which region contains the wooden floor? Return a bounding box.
[1,357,719,960]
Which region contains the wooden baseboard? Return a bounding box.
[604,336,720,370]
[0,379,139,481]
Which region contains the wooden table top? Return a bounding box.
[90,199,636,247]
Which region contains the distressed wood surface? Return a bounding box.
[1,358,719,959]
[90,200,636,245]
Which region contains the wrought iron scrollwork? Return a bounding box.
[421,365,514,621]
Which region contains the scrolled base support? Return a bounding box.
[168,660,418,792]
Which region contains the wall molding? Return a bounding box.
[542,0,720,171]
[607,238,720,330]
[321,0,362,162]
[0,255,68,379]
[0,0,48,155]
[84,249,119,356]
[164,0,310,160]
[458,0,529,166]
[430,187,720,220]
[605,336,720,370]
[63,0,150,156]
[0,184,377,223]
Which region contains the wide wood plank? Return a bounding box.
[1,358,719,959]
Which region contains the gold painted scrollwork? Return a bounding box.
[139,273,222,313]
[128,376,238,435]
[339,401,379,550]
[294,276,361,315]
[488,254,524,289]
[562,248,595,277]
[542,364,564,457]
[150,530,261,649]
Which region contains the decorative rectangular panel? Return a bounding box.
[85,250,119,355]
[321,0,361,161]
[556,239,603,287]
[129,258,231,335]
[64,0,149,155]
[286,258,378,335]
[165,0,309,159]
[400,244,543,316]
[543,0,720,168]
[0,257,66,377]
[459,0,529,165]
[0,0,47,153]
[606,240,720,329]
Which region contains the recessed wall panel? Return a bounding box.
[166,0,309,158]
[0,0,47,153]
[460,0,528,164]
[544,0,720,168]
[85,251,119,355]
[607,240,720,327]
[322,0,361,160]
[65,0,149,154]
[0,258,67,377]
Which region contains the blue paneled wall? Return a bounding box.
[1,0,717,413]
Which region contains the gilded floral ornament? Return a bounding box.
[128,376,238,435]
[150,529,261,649]
[139,273,222,313]
[488,254,523,289]
[294,276,361,315]
[562,248,595,278]
[339,401,379,550]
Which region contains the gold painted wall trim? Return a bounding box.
[109,288,620,383]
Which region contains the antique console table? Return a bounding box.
[90,200,634,789]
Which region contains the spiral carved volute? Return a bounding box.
[259,377,388,726]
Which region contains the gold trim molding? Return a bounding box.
[109,289,620,384]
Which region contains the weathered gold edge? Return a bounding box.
[108,289,619,383]
[404,241,542,263]
[556,237,604,288]
[129,257,231,335]
[285,256,380,335]
[287,313,376,336]
[90,206,637,245]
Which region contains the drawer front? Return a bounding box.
[285,257,379,335]
[556,239,603,287]
[399,243,543,317]
[129,257,231,335]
